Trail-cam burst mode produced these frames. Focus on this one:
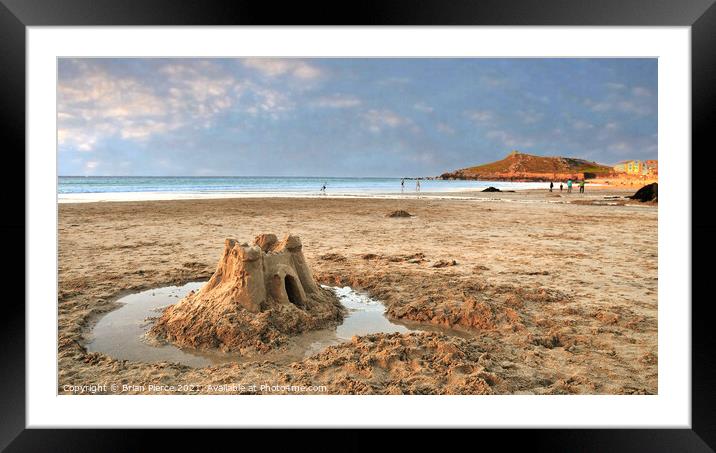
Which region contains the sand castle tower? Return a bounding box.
[150,234,343,352]
[205,233,323,313]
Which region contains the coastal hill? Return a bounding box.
[438,151,614,182]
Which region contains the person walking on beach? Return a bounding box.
[579,180,585,193]
[567,179,573,193]
[416,178,421,193]
[549,181,554,192]
[401,178,405,193]
[320,183,326,195]
[560,183,563,192]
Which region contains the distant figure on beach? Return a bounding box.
[549,181,554,192]
[560,183,563,192]
[416,178,421,194]
[320,183,326,195]
[567,179,573,193]
[401,178,405,192]
[579,180,585,193]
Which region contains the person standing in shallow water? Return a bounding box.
[416,178,421,193]
[549,181,554,192]
[567,179,573,193]
[401,178,405,193]
[579,180,585,193]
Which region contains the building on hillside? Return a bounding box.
[613,160,643,174]
[626,160,644,175]
[644,160,658,176]
[613,159,657,176]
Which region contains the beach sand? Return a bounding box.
[58,188,657,394]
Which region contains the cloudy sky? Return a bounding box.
[58,58,657,177]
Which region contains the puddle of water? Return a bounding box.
[329,285,410,338]
[86,282,220,367]
[87,282,431,368]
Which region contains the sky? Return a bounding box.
[58,58,657,177]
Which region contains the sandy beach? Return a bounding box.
[58,188,657,395]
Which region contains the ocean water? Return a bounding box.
[59,176,549,201]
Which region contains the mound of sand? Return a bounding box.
[149,234,343,352]
[286,332,496,394]
[387,210,413,218]
[629,183,658,202]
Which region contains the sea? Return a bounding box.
[58,176,550,202]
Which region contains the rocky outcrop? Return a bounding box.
[387,210,413,218]
[629,183,658,202]
[149,234,343,352]
[439,151,614,182]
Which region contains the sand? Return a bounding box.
[58,189,657,395]
[588,177,658,189]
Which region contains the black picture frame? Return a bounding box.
[3,0,713,450]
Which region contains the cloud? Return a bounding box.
[632,86,652,97]
[59,62,228,150]
[570,119,594,130]
[606,82,626,90]
[583,83,654,117]
[480,75,507,87]
[466,110,494,123]
[407,151,438,164]
[312,95,362,108]
[242,58,322,80]
[120,120,175,140]
[377,77,411,86]
[584,97,652,116]
[58,59,300,152]
[525,93,550,104]
[585,100,612,112]
[486,129,534,149]
[437,122,455,135]
[244,86,294,118]
[616,100,652,115]
[608,141,634,154]
[362,109,412,133]
[517,110,543,124]
[58,65,177,150]
[413,102,434,113]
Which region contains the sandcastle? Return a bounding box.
[150,234,343,352]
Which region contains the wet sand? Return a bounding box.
[58,188,657,394]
